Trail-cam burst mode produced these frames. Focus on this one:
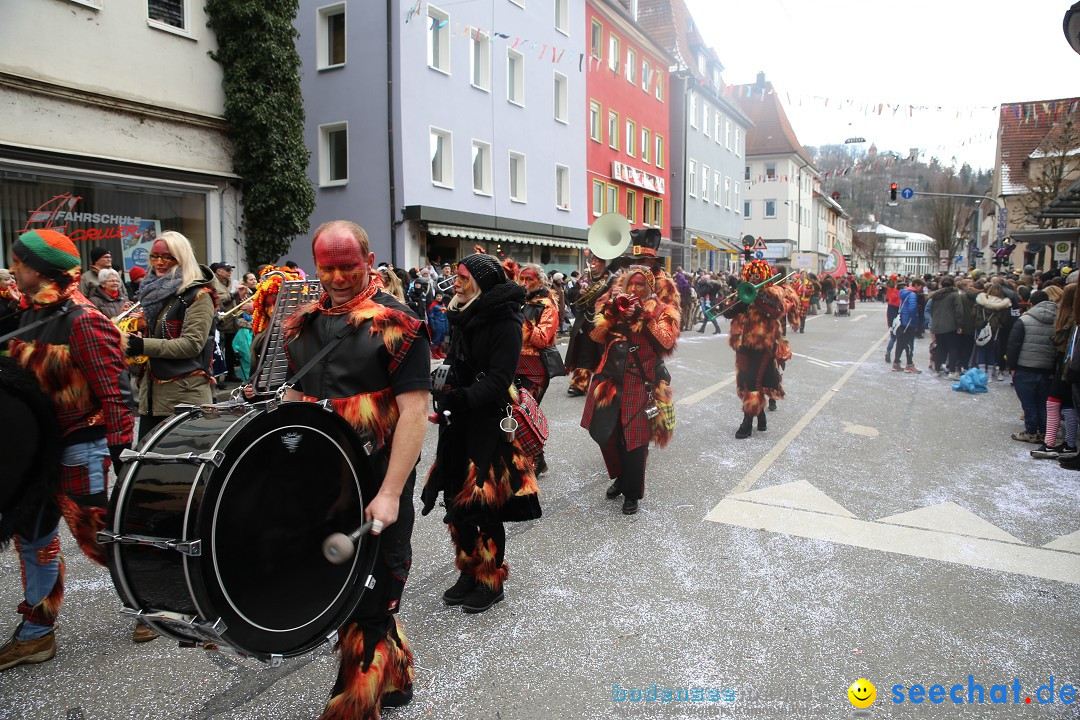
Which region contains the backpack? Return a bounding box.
[974,309,994,347]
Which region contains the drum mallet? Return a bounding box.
[322,518,380,565]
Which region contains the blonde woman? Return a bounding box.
[122,231,215,437]
[378,265,405,302]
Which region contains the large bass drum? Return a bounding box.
[103,400,379,662]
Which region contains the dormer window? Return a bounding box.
[697,53,705,75]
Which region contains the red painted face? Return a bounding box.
[314,227,374,306]
[149,239,177,275]
[627,272,649,300]
[518,269,540,292]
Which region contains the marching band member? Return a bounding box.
[723,260,791,439]
[282,220,430,719]
[422,254,541,614]
[581,265,679,515]
[515,263,559,474]
[565,253,613,397]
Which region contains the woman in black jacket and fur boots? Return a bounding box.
[422,254,542,614]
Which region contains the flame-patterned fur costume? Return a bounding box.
[516,287,559,402]
[581,269,679,503]
[724,264,790,421]
[250,265,304,336]
[564,269,613,394]
[421,278,541,598]
[285,275,430,719]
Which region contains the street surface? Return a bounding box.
[1,301,1078,719]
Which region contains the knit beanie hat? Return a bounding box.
[90,247,110,264]
[129,266,147,282]
[13,230,82,281]
[460,253,505,292]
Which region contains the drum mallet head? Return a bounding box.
[322,519,375,564]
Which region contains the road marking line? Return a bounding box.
[792,352,840,368]
[725,330,890,496]
[850,314,866,322]
[705,496,1080,585]
[677,375,736,406]
[843,422,879,437]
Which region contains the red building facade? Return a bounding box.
[585,1,673,243]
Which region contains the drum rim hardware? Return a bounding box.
[119,448,225,466]
[97,531,202,556]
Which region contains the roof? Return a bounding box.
[728,76,814,166]
[1037,178,1080,221]
[996,97,1080,196]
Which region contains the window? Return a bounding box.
[626,49,636,85]
[653,198,662,227]
[714,113,722,143]
[744,200,751,218]
[509,151,527,202]
[608,110,619,149]
[766,162,776,180]
[735,127,742,156]
[592,179,604,217]
[317,4,346,69]
[733,182,740,213]
[703,106,710,138]
[725,118,733,149]
[590,19,603,59]
[554,0,568,34]
[689,93,697,128]
[319,122,348,186]
[553,72,568,123]
[148,0,186,31]
[765,199,776,218]
[744,164,750,181]
[713,172,721,205]
[724,176,731,209]
[625,120,636,158]
[609,34,620,72]
[470,29,490,90]
[655,135,664,169]
[507,49,524,105]
[589,101,602,142]
[556,165,570,209]
[641,128,650,163]
[430,128,453,187]
[697,52,706,76]
[641,59,650,91]
[626,189,636,223]
[655,74,663,101]
[472,140,491,195]
[427,5,450,73]
[642,196,653,226]
[701,166,710,201]
[606,184,618,214]
[688,160,697,197]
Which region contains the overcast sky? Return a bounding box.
[684,0,1079,171]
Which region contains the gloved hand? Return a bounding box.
[440,388,468,416]
[109,443,131,474]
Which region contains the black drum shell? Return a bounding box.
[105,402,379,660]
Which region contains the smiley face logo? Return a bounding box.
[847,678,876,708]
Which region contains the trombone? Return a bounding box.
[706,271,797,316]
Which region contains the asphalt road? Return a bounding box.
[2,300,1078,719]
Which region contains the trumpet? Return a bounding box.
[113,302,148,366]
[707,271,797,316]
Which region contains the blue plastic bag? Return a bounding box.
[952,367,989,394]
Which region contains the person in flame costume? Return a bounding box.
[0,230,137,671]
[564,253,613,397]
[621,228,679,308]
[514,263,559,475]
[422,253,542,614]
[581,265,679,515]
[722,260,791,439]
[281,220,430,720]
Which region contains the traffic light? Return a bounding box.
[743,243,753,260]
[890,183,898,201]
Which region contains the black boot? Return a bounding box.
[757,411,767,431]
[768,398,777,411]
[605,479,621,499]
[534,452,548,474]
[461,584,505,614]
[735,414,753,439]
[622,497,639,515]
[442,572,477,606]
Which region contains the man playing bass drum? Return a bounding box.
[280,220,430,719]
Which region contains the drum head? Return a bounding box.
[190,402,378,658]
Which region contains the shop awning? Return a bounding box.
[1009,227,1080,245]
[428,223,586,250]
[693,235,739,253]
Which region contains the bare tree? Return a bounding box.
[926,174,970,266]
[1019,120,1080,229]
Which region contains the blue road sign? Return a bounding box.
[754,251,765,260]
[901,187,914,200]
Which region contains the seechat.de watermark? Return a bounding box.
[890,676,1076,706]
[612,683,736,703]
